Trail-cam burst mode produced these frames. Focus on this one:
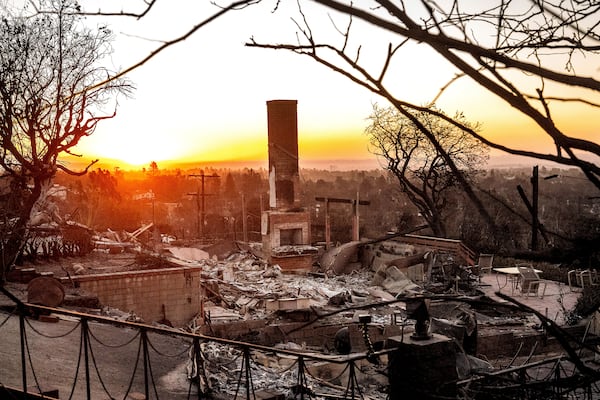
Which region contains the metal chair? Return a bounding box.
[568,269,598,291]
[472,253,494,283]
[476,254,494,275]
[517,264,547,298]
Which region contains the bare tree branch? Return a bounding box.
[248,0,600,190]
[86,0,261,93]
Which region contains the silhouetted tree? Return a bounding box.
[149,161,159,176]
[239,168,265,195]
[0,0,131,282]
[82,169,122,228]
[366,104,488,237]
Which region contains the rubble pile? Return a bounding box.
[194,341,388,399]
[193,249,409,329]
[4,232,592,399]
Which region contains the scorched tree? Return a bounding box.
[0,0,132,283]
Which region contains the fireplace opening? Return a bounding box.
[279,228,303,246]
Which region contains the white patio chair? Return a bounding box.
[517,264,547,298]
[568,269,598,291]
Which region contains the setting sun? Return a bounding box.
[76,128,187,167]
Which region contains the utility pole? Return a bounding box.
[150,190,155,226]
[517,165,554,251]
[531,165,539,251]
[242,194,248,242]
[188,170,219,241]
[352,191,361,242]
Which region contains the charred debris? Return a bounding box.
[5,222,600,399]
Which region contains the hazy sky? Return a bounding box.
[69,1,599,169]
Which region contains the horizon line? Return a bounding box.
[57,153,586,173]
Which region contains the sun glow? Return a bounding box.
[55,0,599,173]
[74,127,376,169]
[76,130,184,167]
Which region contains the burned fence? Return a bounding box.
[20,223,93,263]
[0,287,393,399]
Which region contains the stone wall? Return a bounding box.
[477,324,586,359]
[64,267,202,327]
[387,334,457,398]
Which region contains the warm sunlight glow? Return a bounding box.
[74,121,378,169]
[299,129,371,160]
[63,1,599,171]
[77,130,184,167]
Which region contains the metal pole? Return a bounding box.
[82,319,92,399]
[242,194,248,242]
[19,313,27,395]
[142,329,150,399]
[193,337,204,399]
[531,165,539,251]
[352,192,360,241]
[346,361,357,398]
[297,355,307,400]
[243,346,252,399]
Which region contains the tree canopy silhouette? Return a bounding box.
[366,104,488,237]
[0,0,131,281]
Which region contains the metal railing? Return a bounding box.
[0,286,392,399]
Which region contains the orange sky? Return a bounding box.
[70,1,599,170]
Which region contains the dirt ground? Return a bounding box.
[0,312,196,399]
[1,251,201,398]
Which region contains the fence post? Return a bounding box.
[141,328,150,399]
[243,346,252,400]
[345,360,361,399]
[193,337,205,399]
[82,319,92,399]
[233,345,254,400]
[297,355,308,400]
[19,313,27,395]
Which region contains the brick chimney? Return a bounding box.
[262,100,315,273]
[266,99,299,210]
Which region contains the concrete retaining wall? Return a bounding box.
[63,267,202,327]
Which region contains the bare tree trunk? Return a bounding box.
[1,177,52,284]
